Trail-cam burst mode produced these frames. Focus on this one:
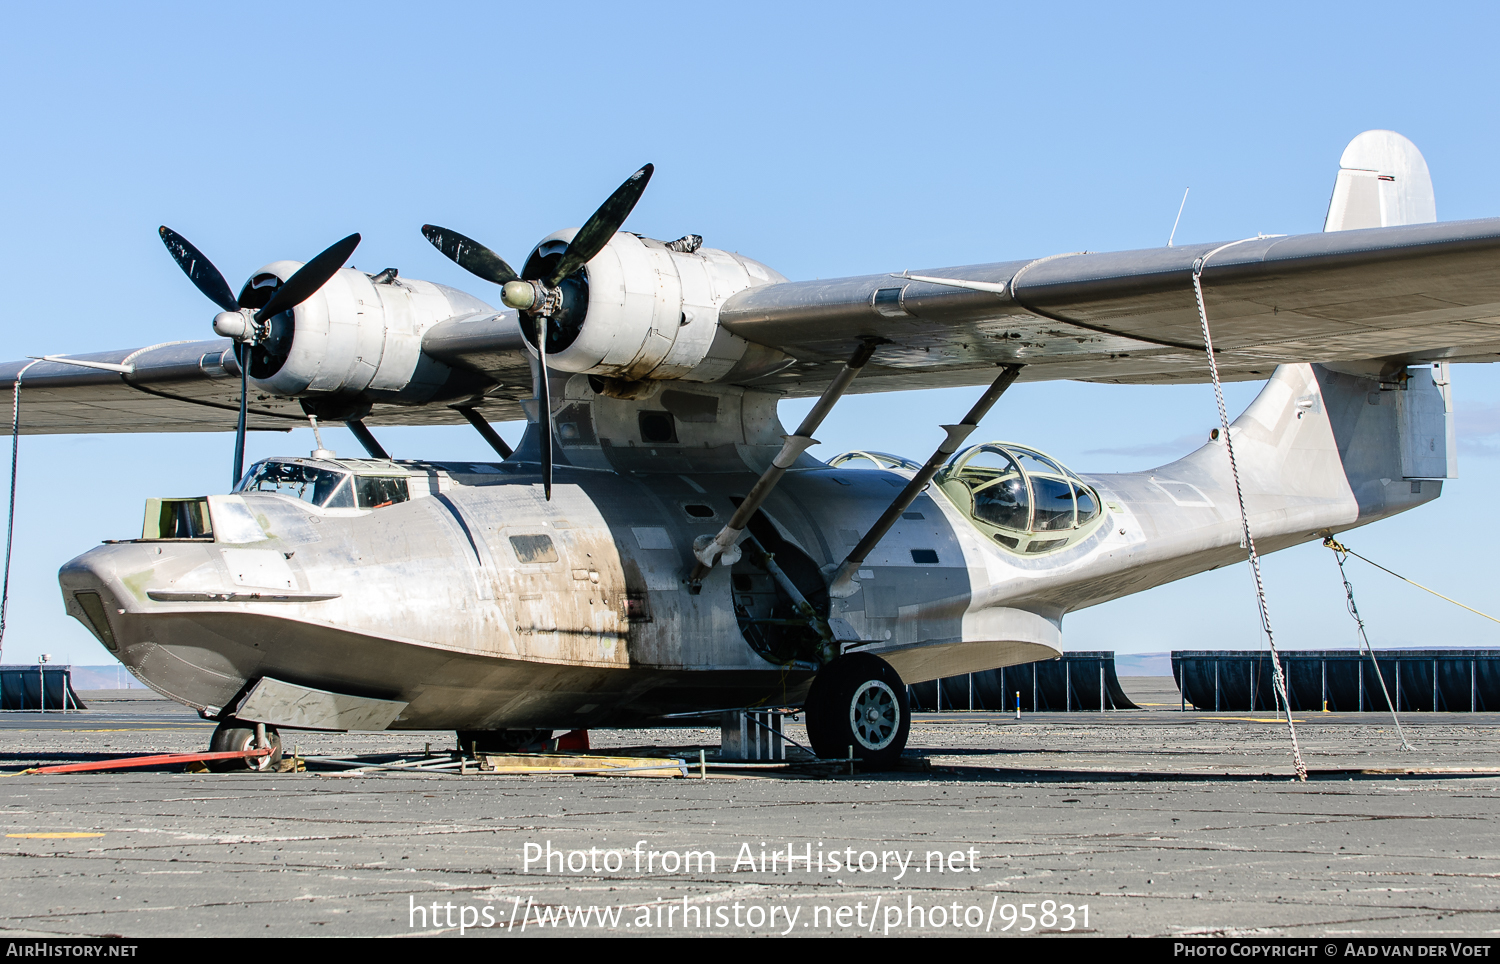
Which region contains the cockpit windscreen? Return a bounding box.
[236,461,354,508]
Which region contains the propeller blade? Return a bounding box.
[546,164,654,287]
[254,233,361,323]
[537,320,553,501]
[233,347,248,485]
[159,227,239,313]
[421,225,519,287]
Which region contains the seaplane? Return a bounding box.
[11,130,1488,769]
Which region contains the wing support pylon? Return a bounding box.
[688,338,884,586]
[827,363,1024,599]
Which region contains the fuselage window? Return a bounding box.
[1074,485,1100,525]
[960,449,1030,531]
[935,442,1108,555]
[639,411,677,443]
[510,534,558,564]
[973,475,1030,531]
[1031,476,1077,531]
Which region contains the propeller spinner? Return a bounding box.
[158,227,361,484]
[421,163,654,500]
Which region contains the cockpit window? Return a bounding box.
[234,459,411,510]
[354,475,409,509]
[826,451,924,471]
[236,460,353,508]
[935,443,1106,554]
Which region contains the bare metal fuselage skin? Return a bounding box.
[59,363,1442,731]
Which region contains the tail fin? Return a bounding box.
[1032,362,1452,616]
[1323,130,1436,231]
[1166,361,1453,529]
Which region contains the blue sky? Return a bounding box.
[2,2,1498,664]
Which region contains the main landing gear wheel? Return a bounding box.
[804,653,910,771]
[208,719,283,772]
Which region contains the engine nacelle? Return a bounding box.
[237,264,493,402]
[525,230,793,384]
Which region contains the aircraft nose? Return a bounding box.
[58,540,256,713]
[58,541,218,652]
[59,546,135,656]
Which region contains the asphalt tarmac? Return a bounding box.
[0,680,1495,938]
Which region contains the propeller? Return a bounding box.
[158,227,361,485]
[422,163,653,500]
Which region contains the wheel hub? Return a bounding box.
[848,679,899,751]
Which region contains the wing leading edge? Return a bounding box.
[718,216,1500,397]
[0,327,533,436]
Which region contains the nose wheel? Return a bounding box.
[804,653,911,770]
[208,719,283,772]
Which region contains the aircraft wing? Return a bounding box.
[720,217,1500,394]
[5,217,1500,434]
[0,314,533,435]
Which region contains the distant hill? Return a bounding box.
[1113,652,1173,676]
[61,666,145,690]
[1104,646,1493,678]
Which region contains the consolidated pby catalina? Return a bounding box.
[13,130,1491,769]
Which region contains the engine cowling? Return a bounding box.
[520,230,793,384]
[236,264,493,402]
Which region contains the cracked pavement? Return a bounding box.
[0,680,1495,938]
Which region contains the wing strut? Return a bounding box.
[828,363,1024,598]
[456,407,513,460]
[345,419,390,460]
[688,338,884,586]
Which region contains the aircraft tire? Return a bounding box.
[804,653,910,770]
[208,719,283,772]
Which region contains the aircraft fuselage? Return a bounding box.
[59,363,1442,732]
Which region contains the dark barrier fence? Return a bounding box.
[1171,650,1499,712]
[0,666,87,710]
[909,651,1139,712]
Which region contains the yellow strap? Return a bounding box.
[1324,536,1500,625]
